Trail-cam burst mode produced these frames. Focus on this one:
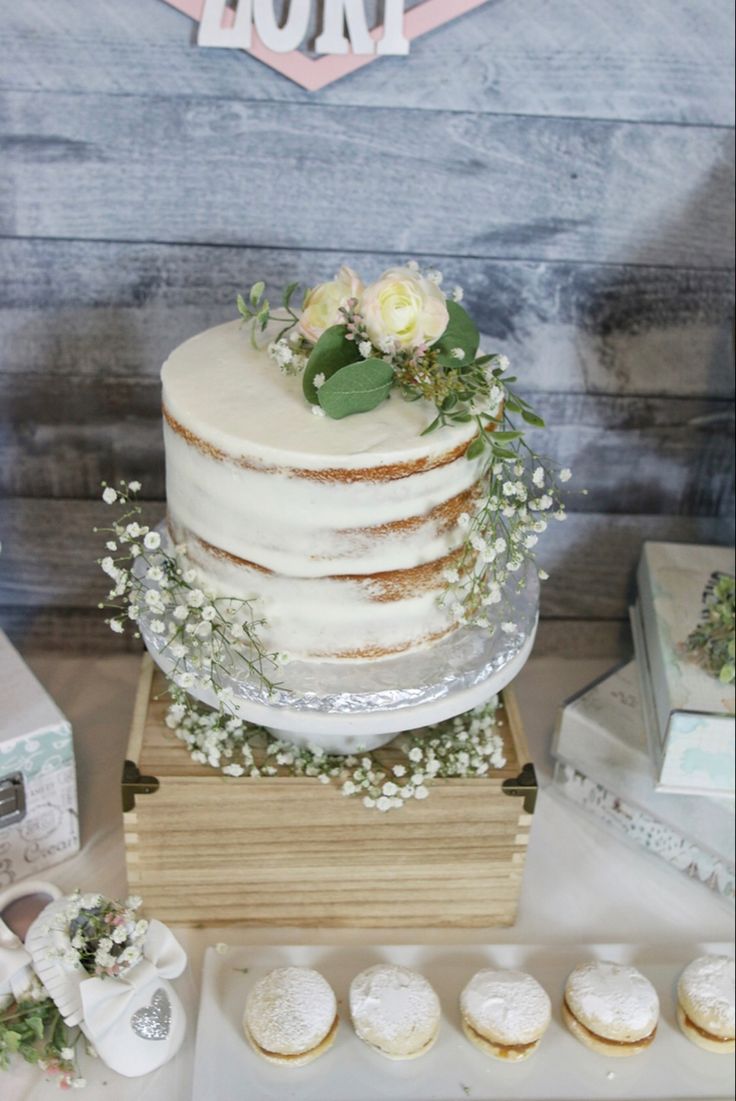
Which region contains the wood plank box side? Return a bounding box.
[123,657,536,928]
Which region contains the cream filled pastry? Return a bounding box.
[677,955,735,1054]
[243,966,338,1066]
[460,968,551,1061]
[349,964,441,1060]
[563,960,659,1057]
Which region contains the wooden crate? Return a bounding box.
[123,658,537,928]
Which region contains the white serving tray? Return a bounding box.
[192,942,735,1101]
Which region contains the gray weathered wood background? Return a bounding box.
[0,0,734,653]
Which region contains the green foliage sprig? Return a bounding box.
[0,992,83,1088]
[686,573,736,685]
[236,280,302,348]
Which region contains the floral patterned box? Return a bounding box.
[0,629,79,888]
[633,541,735,796]
[551,661,734,905]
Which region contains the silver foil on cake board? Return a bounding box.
[137,522,540,719]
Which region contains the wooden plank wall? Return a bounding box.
[0,0,734,653]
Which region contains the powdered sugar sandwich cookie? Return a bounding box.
[349,964,441,1060]
[677,955,735,1054]
[243,967,338,1066]
[460,968,551,1061]
[563,960,659,1057]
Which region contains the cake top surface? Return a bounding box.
[162,320,474,468]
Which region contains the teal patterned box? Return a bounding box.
[0,629,79,886]
[552,661,734,905]
[634,542,735,796]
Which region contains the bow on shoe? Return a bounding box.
[78,920,186,1045]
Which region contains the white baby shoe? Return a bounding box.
[26,893,187,1078]
[0,879,62,1006]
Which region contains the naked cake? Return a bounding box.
[162,320,485,662]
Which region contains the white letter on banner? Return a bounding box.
[377,0,409,56]
[316,0,375,56]
[198,0,253,48]
[253,0,311,53]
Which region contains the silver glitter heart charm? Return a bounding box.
[130,987,171,1041]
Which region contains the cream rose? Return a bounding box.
[361,267,449,351]
[297,266,363,344]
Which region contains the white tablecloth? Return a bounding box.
[4,653,733,1099]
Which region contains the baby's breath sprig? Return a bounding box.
[164,692,507,813]
[96,481,280,706]
[42,891,149,981]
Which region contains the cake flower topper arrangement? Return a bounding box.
[238,261,571,626]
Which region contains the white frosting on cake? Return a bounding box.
[162,321,474,466]
[162,321,484,661]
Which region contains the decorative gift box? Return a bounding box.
[552,661,734,904]
[0,628,80,885]
[123,658,537,928]
[632,541,735,796]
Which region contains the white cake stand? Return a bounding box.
[140,551,540,754]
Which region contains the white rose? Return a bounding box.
[297,266,363,343]
[361,267,449,350]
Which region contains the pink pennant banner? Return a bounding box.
[161,0,490,91]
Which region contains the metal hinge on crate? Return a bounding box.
[502,762,538,814]
[0,772,26,829]
[122,760,160,813]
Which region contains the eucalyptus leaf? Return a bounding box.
[466,436,487,459]
[521,409,546,428]
[283,281,300,310]
[318,359,394,419]
[4,1031,21,1052]
[420,415,442,436]
[490,430,523,442]
[434,301,480,367]
[249,281,265,307]
[26,1017,44,1040]
[303,325,361,404]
